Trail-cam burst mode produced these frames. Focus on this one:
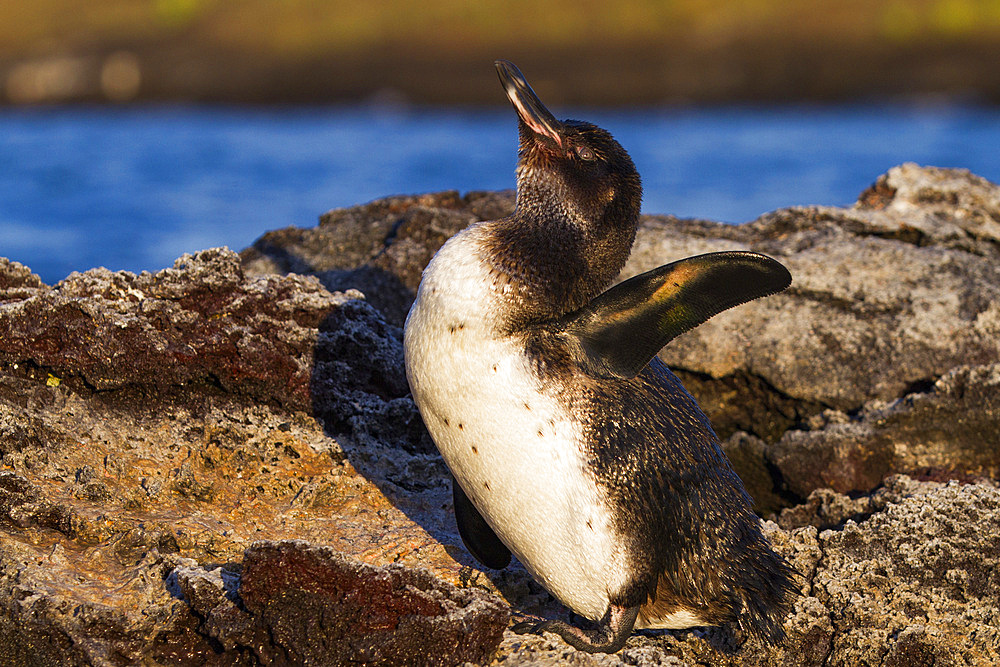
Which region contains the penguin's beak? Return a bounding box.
[495,60,564,149]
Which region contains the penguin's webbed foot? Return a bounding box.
[512,605,639,654]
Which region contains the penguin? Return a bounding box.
[403,60,797,654]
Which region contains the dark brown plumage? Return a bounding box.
[491,59,797,650]
[407,60,797,654]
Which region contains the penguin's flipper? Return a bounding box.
[559,251,791,380]
[453,478,512,569]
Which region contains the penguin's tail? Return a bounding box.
[732,534,800,644]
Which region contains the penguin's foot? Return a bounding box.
[512,604,639,654]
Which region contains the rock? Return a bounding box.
[243,164,1000,507]
[855,162,1000,249]
[811,477,1000,666]
[0,250,505,664]
[0,248,336,410]
[768,363,1000,498]
[0,529,211,666]
[234,540,508,665]
[1,165,999,664]
[0,258,46,295]
[164,541,510,665]
[720,432,793,514]
[241,190,516,324]
[491,477,1000,666]
[632,190,1000,417]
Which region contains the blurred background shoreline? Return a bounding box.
[5,0,1000,284]
[5,0,1000,108]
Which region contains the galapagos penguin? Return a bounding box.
[403,60,797,653]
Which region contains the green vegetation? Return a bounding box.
[4,0,1000,104]
[6,0,1000,57]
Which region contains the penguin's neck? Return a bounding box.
[480,187,637,330]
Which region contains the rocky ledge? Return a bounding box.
[1,163,998,665]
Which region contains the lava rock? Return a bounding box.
[233,540,508,666]
[2,166,999,665]
[242,190,516,324]
[164,543,511,666]
[242,164,1000,507]
[768,362,1000,498]
[811,477,1000,666]
[0,248,337,411]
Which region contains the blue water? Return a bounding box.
[3,104,1000,284]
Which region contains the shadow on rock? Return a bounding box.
[308,293,440,493]
[306,284,567,633]
[0,247,510,666]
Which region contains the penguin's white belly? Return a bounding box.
[404,233,625,621]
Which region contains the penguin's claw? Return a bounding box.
[511,619,546,635]
[510,605,639,654]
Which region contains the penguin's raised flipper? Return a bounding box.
[559,251,791,380]
[453,477,512,569]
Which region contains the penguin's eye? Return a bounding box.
[576,146,596,161]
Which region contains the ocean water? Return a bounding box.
[2,104,999,284]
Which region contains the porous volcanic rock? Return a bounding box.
[243,163,1000,509]
[1,247,331,409]
[0,249,508,665]
[164,540,509,666]
[234,540,508,665]
[1,164,998,665]
[241,190,516,324]
[768,362,1000,498]
[491,476,1000,666]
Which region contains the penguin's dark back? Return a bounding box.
[575,357,790,627]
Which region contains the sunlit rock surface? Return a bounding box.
[247,163,1000,508]
[1,164,998,665]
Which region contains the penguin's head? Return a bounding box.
[496,60,642,234]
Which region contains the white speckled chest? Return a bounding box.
[403,224,628,621]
